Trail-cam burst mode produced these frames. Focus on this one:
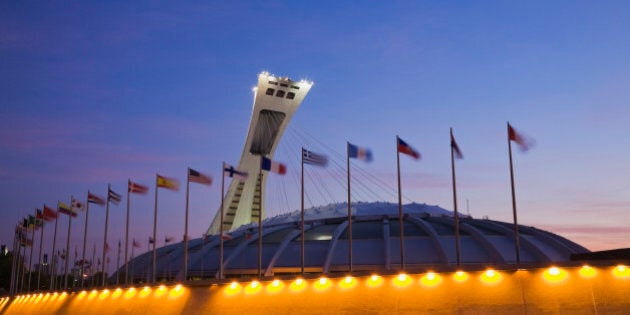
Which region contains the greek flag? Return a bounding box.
[302,148,328,166]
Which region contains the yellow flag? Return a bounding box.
[157,174,180,191]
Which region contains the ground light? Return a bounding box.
[339,276,357,289]
[366,274,384,288]
[453,271,469,282]
[155,285,168,297]
[112,288,123,299]
[579,265,597,278]
[245,280,262,295]
[224,281,242,296]
[392,273,413,288]
[480,269,502,284]
[289,278,307,292]
[124,287,137,299]
[266,279,284,294]
[313,277,331,291]
[420,272,442,287]
[99,289,110,300]
[613,265,630,279]
[139,286,152,298]
[169,284,185,299]
[542,266,569,283]
[88,290,98,300]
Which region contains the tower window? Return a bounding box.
[266,88,275,95]
[275,90,285,97]
[291,85,300,90]
[268,81,278,85]
[286,92,295,99]
[280,83,289,87]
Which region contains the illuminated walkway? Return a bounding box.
[2,265,630,314]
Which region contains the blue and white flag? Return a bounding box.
[302,149,328,166]
[348,143,373,162]
[223,163,248,180]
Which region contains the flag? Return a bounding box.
[508,123,534,152]
[43,205,58,221]
[165,236,174,243]
[397,137,420,160]
[87,192,106,205]
[35,209,44,227]
[451,133,463,159]
[58,201,77,217]
[157,174,180,191]
[129,180,149,194]
[148,237,155,244]
[348,143,373,162]
[188,168,212,185]
[108,188,122,204]
[105,242,110,253]
[132,239,141,248]
[302,149,328,166]
[223,163,248,180]
[72,198,87,212]
[261,156,287,175]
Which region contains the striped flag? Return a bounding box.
[128,180,149,194]
[397,137,420,160]
[261,156,287,175]
[348,143,373,162]
[132,239,141,248]
[157,174,180,191]
[88,192,106,205]
[108,188,122,204]
[58,201,77,217]
[188,168,212,185]
[302,149,328,166]
[223,163,248,180]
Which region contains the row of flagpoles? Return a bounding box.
[9,122,532,295]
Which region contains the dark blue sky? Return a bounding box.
[2,1,630,269]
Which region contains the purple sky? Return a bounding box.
[2,2,630,271]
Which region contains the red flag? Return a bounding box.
[188,168,212,185]
[87,192,106,205]
[128,180,149,194]
[43,205,58,221]
[508,123,534,152]
[157,174,180,191]
[397,137,421,159]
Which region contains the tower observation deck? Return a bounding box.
[207,72,313,235]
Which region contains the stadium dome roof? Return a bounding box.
[124,202,588,281]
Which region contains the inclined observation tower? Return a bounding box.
[207,72,313,235]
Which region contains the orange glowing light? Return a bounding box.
[99,289,111,300]
[579,265,597,278]
[155,285,168,297]
[35,293,43,303]
[225,282,242,296]
[124,287,137,299]
[392,273,413,288]
[77,291,87,300]
[289,278,307,292]
[245,281,262,295]
[480,269,502,284]
[313,277,331,291]
[266,280,284,294]
[613,265,630,279]
[112,288,123,299]
[366,275,384,288]
[88,290,98,300]
[140,286,152,298]
[420,272,442,287]
[543,267,569,283]
[169,285,185,299]
[339,276,357,289]
[453,271,469,282]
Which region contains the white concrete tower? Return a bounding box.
[207,72,313,235]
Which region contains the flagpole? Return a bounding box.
[451,128,461,267]
[396,136,405,270]
[124,180,131,285]
[102,185,111,287]
[19,241,26,293]
[27,212,36,292]
[184,168,191,281]
[91,242,96,288]
[347,142,353,273]
[37,211,45,291]
[81,195,90,288]
[10,226,18,295]
[64,197,73,289]
[50,209,59,291]
[257,165,263,278]
[116,241,121,285]
[301,147,305,275]
[152,175,159,283]
[130,242,135,284]
[508,122,521,265]
[219,163,225,280]
[146,239,150,283]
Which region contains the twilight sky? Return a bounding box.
[2,1,630,270]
